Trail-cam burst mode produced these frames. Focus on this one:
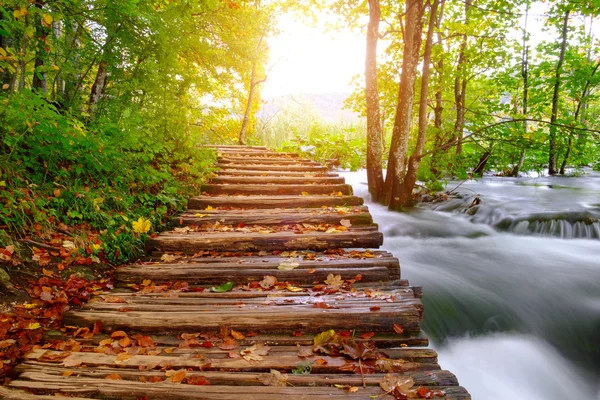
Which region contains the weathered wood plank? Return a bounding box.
[203,145,269,150]
[215,163,328,172]
[188,195,363,209]
[172,209,373,227]
[201,183,352,196]
[216,151,299,158]
[14,365,459,387]
[145,230,383,253]
[63,302,420,333]
[116,255,400,284]
[218,157,319,165]
[217,170,339,177]
[210,176,345,185]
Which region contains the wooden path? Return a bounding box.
[3,145,470,399]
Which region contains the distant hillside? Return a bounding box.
[259,92,361,122]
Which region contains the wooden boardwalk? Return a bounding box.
[3,145,470,399]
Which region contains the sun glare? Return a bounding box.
[262,16,366,98]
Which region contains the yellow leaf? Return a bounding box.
[205,205,214,210]
[286,284,304,292]
[42,14,53,28]
[42,268,54,277]
[194,213,207,217]
[0,48,6,56]
[132,217,151,233]
[27,322,41,330]
[13,8,28,19]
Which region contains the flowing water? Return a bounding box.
[341,170,600,400]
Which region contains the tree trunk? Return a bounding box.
[239,37,266,145]
[429,6,446,177]
[31,0,49,93]
[0,12,14,89]
[512,2,529,177]
[473,150,492,176]
[452,1,469,156]
[559,59,600,174]
[384,0,425,210]
[400,0,442,206]
[548,10,570,175]
[365,0,385,201]
[239,61,257,145]
[88,60,108,114]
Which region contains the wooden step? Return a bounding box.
[201,184,352,196]
[8,366,471,399]
[216,163,328,172]
[172,207,372,227]
[64,286,422,333]
[116,253,399,285]
[217,170,339,177]
[188,195,364,209]
[217,151,299,158]
[218,157,319,165]
[210,176,345,185]
[145,230,383,253]
[203,145,269,150]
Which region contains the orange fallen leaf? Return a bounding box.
[360,332,375,339]
[105,373,122,380]
[393,324,404,334]
[111,331,128,339]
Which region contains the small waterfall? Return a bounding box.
[493,211,600,239]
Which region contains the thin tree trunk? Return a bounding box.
[0,12,14,89]
[548,10,570,175]
[31,0,49,93]
[453,0,469,156]
[384,0,425,210]
[88,60,108,113]
[365,0,385,201]
[400,0,442,206]
[559,59,600,174]
[429,1,445,176]
[512,2,529,177]
[239,37,266,145]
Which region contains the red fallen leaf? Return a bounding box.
[338,363,356,372]
[417,387,432,398]
[369,306,381,311]
[118,308,133,312]
[393,324,404,334]
[292,331,303,337]
[148,376,164,382]
[313,302,333,309]
[360,332,375,339]
[187,376,211,385]
[111,330,128,339]
[134,334,155,347]
[245,331,258,337]
[92,321,102,335]
[354,274,362,281]
[339,331,352,337]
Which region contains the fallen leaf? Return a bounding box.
[360,332,375,339]
[370,306,381,311]
[324,273,344,288]
[160,253,179,262]
[62,370,74,377]
[393,324,404,334]
[211,281,234,292]
[340,219,352,228]
[166,369,187,383]
[105,373,122,380]
[114,353,132,363]
[278,258,300,270]
[379,374,415,396]
[132,217,151,234]
[240,343,270,362]
[259,275,278,289]
[111,331,128,339]
[230,329,245,340]
[258,369,288,386]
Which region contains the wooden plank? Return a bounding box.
[218,157,319,165]
[217,154,321,166]
[14,365,459,387]
[210,176,345,184]
[145,230,383,253]
[45,329,429,349]
[116,256,400,284]
[216,151,299,158]
[22,348,436,372]
[217,170,339,177]
[203,145,269,150]
[0,386,91,400]
[8,372,471,400]
[201,183,352,196]
[63,302,420,333]
[172,208,373,227]
[188,195,363,209]
[116,265,390,285]
[215,163,328,172]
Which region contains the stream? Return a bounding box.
[342,170,600,400]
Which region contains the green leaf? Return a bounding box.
[211,281,234,292]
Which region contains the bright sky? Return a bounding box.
[261,16,365,98]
